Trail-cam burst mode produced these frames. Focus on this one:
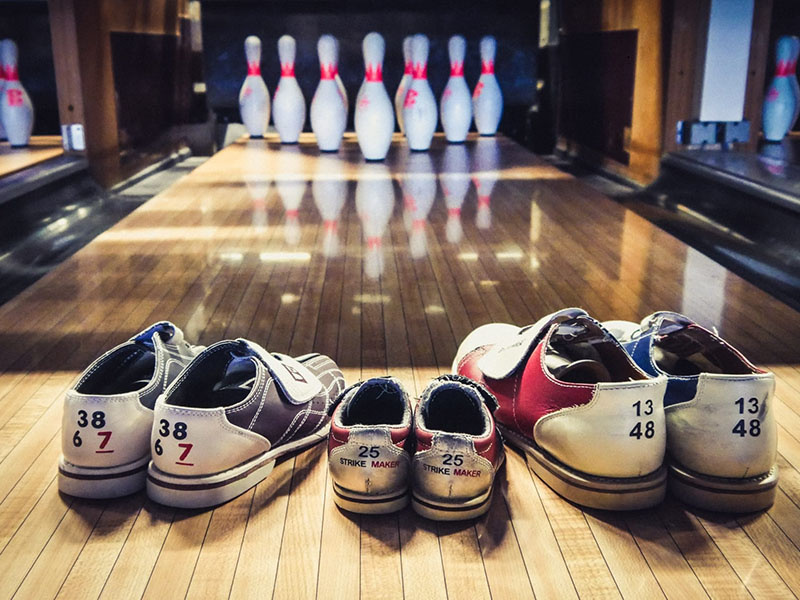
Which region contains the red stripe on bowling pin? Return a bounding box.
[247,63,261,76]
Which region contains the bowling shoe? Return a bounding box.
[453,309,668,511]
[327,376,413,514]
[58,322,203,499]
[411,374,504,521]
[146,340,344,508]
[604,312,778,512]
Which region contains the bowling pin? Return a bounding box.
[763,36,798,142]
[402,34,437,152]
[356,162,394,279]
[312,157,347,257]
[401,151,436,258]
[332,37,349,111]
[790,36,800,129]
[395,36,413,135]
[239,35,270,139]
[472,136,498,230]
[355,32,395,161]
[311,34,347,152]
[0,46,6,141]
[272,35,306,144]
[440,143,470,244]
[440,35,472,143]
[472,35,503,136]
[0,40,34,147]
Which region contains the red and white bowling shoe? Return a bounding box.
[453,309,668,510]
[328,376,413,514]
[411,374,504,520]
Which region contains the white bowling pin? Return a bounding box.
[272,35,306,144]
[332,37,349,111]
[440,35,472,143]
[395,36,413,135]
[790,36,800,129]
[472,136,499,230]
[311,34,348,152]
[0,40,34,147]
[472,36,503,136]
[312,158,347,257]
[763,36,798,142]
[440,143,470,243]
[401,151,436,258]
[356,162,394,279]
[0,49,6,141]
[239,35,270,138]
[355,32,395,161]
[403,34,437,152]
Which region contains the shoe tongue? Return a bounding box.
[133,321,178,351]
[641,311,693,336]
[477,308,588,379]
[545,318,617,383]
[545,351,612,383]
[237,339,323,404]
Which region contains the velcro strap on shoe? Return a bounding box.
[243,341,323,404]
[478,308,587,379]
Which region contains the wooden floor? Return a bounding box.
[0,135,64,178]
[1,132,800,599]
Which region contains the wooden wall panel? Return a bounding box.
[742,0,773,151]
[559,0,664,183]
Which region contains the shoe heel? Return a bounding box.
[57,455,149,499]
[411,487,494,521]
[331,482,409,514]
[668,462,778,512]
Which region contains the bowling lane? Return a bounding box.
[0,132,799,600]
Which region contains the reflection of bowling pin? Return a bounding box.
[239,36,270,139]
[759,142,787,177]
[311,34,347,152]
[401,152,436,258]
[356,163,395,278]
[403,34,437,152]
[440,144,470,244]
[355,32,395,161]
[0,40,34,147]
[763,36,798,142]
[395,36,413,135]
[472,137,498,230]
[472,36,503,136]
[441,35,472,143]
[242,140,271,230]
[275,146,307,245]
[273,35,306,144]
[312,159,347,257]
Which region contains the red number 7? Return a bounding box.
[178,443,193,461]
[97,431,112,449]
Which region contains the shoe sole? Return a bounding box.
[498,425,666,510]
[58,454,149,499]
[146,424,330,509]
[668,460,778,512]
[331,482,409,514]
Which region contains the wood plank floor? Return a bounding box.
[0,135,64,178]
[1,132,799,599]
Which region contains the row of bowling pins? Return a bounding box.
[0,39,35,147]
[241,139,499,273]
[239,32,502,160]
[763,35,800,142]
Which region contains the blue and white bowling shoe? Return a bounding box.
[604,311,777,512]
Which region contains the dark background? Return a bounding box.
[200,0,539,139]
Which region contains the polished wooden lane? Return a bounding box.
[1,132,799,599]
[0,135,64,179]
